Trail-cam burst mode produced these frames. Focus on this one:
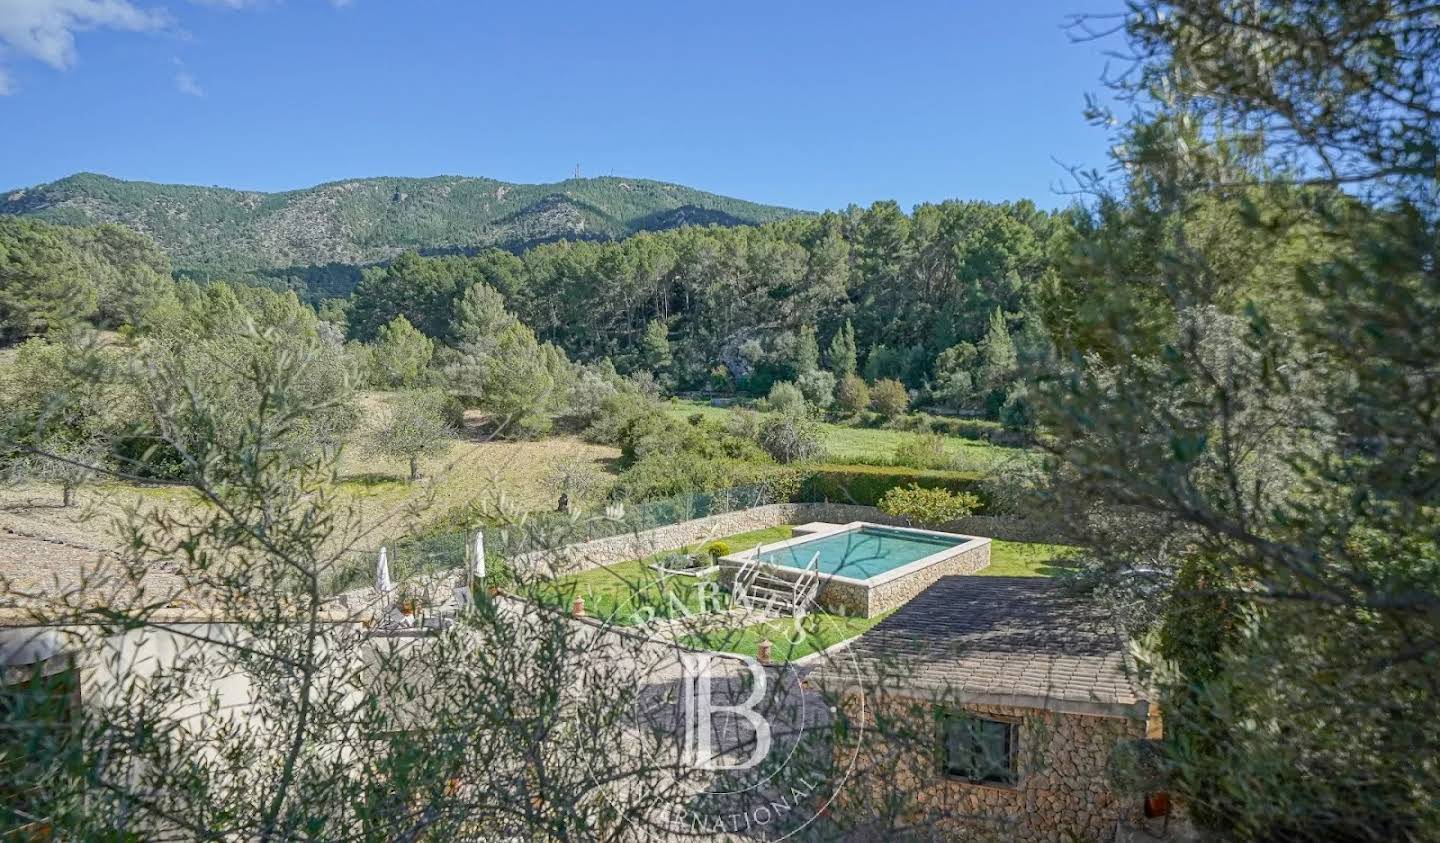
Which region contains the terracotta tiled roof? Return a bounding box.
[821,576,1148,718]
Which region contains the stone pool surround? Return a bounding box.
[717,522,992,618]
[508,502,1056,578]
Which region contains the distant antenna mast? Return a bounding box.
[573,163,582,179]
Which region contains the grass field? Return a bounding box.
[980,540,1080,577]
[679,612,892,662]
[665,399,1023,472]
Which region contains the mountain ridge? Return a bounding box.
[0,172,806,280]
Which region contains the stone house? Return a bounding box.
[817,575,1160,843]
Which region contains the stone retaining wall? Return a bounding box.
[509,503,1069,576]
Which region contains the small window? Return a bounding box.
[941,712,1018,786]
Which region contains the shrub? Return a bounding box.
[999,383,1035,434]
[704,541,732,561]
[870,378,909,418]
[795,369,836,410]
[835,374,870,416]
[757,413,823,464]
[797,464,985,508]
[926,415,1005,443]
[725,408,762,441]
[582,391,663,446]
[767,381,807,415]
[877,483,981,528]
[892,433,956,470]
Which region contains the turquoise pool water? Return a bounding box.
[755,526,966,581]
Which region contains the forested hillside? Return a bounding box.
[347,199,1066,415]
[0,172,802,295]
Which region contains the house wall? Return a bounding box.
[837,692,1146,843]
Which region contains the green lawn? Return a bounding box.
[680,538,1079,661]
[666,399,1021,472]
[531,522,1078,659]
[526,525,795,625]
[978,539,1080,577]
[679,611,892,662]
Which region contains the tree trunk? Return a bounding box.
[409,456,419,483]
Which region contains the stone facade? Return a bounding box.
[839,692,1146,843]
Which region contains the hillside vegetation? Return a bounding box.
[0,172,802,294]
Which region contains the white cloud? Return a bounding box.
[0,0,348,94]
[174,67,201,95]
[0,0,169,93]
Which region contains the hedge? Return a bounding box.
[796,463,988,510]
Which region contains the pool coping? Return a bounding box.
[718,521,991,588]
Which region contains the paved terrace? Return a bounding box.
[818,575,1149,719]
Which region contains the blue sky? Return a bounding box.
[0,0,1125,211]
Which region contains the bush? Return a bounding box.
[835,374,870,416]
[892,433,956,470]
[704,541,732,561]
[877,483,981,528]
[870,378,909,418]
[926,415,1005,443]
[999,383,1034,434]
[795,370,836,410]
[757,413,823,463]
[582,391,663,446]
[767,381,807,415]
[725,408,762,441]
[797,464,985,508]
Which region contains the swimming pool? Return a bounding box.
[718,521,992,617]
[753,525,967,580]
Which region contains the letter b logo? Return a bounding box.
[680,653,772,771]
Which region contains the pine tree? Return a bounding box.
[827,319,858,378]
[640,319,672,376]
[978,308,1017,390]
[795,324,820,375]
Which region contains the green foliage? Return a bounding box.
[876,483,981,528]
[1039,2,1440,837]
[835,374,870,416]
[827,319,858,378]
[368,389,455,482]
[445,282,573,438]
[756,412,823,464]
[138,282,360,471]
[0,336,135,504]
[765,381,807,415]
[794,324,820,375]
[891,433,956,471]
[931,342,978,411]
[703,541,732,561]
[639,319,672,378]
[797,464,984,508]
[369,315,434,388]
[869,378,909,418]
[349,252,480,341]
[795,369,836,410]
[0,217,96,342]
